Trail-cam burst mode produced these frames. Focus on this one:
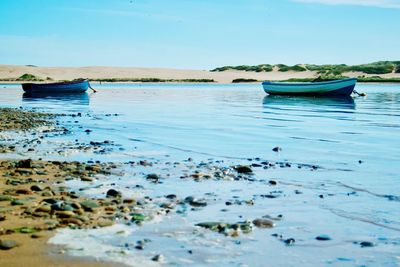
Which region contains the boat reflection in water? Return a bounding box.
[22,92,90,106]
[262,95,355,110]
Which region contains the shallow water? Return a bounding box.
[0,83,399,266]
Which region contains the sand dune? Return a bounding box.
[1,65,399,83]
[0,65,319,83]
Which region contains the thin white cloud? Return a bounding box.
[63,7,183,22]
[293,0,400,9]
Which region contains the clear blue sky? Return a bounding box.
[0,0,399,69]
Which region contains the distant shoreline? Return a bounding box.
[1,80,400,85]
[1,63,400,84]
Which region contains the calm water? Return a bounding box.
[0,83,399,266]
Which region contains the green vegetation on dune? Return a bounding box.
[232,78,259,83]
[212,61,400,75]
[275,64,307,72]
[357,76,400,83]
[16,73,43,81]
[278,75,400,83]
[212,64,273,72]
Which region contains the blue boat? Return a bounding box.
[22,79,90,94]
[262,78,357,97]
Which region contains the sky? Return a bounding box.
[0,0,399,69]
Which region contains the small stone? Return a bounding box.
[165,194,177,199]
[106,189,122,198]
[0,215,5,221]
[123,198,136,204]
[85,165,101,172]
[17,159,32,168]
[146,173,160,182]
[51,202,64,211]
[80,200,100,211]
[11,199,25,206]
[31,234,43,239]
[81,176,94,182]
[14,227,36,234]
[56,211,75,218]
[360,241,374,247]
[0,195,13,202]
[151,254,164,262]
[131,213,147,223]
[268,180,277,185]
[272,147,282,152]
[41,191,54,197]
[234,165,253,174]
[188,199,207,207]
[0,239,19,250]
[97,220,114,227]
[316,235,332,241]
[35,205,51,213]
[135,244,144,250]
[253,218,275,228]
[284,238,295,245]
[251,163,262,167]
[30,185,43,192]
[16,189,32,195]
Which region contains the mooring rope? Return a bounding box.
[353,89,366,97]
[88,82,97,93]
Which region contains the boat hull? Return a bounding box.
[262,78,357,97]
[22,79,89,94]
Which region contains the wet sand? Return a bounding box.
[0,108,122,266]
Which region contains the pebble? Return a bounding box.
[106,189,122,198]
[56,210,75,218]
[187,198,207,207]
[30,185,43,191]
[35,205,51,213]
[272,147,282,152]
[234,165,253,174]
[131,213,147,223]
[16,189,32,195]
[165,194,177,200]
[252,218,275,228]
[151,254,164,262]
[0,239,19,250]
[80,200,100,211]
[284,238,295,245]
[122,198,136,204]
[316,235,332,241]
[0,195,13,201]
[81,176,94,182]
[146,173,160,182]
[16,159,32,168]
[360,241,375,247]
[31,234,43,239]
[11,199,25,206]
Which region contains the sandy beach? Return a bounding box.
[1,64,400,84]
[0,108,126,266]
